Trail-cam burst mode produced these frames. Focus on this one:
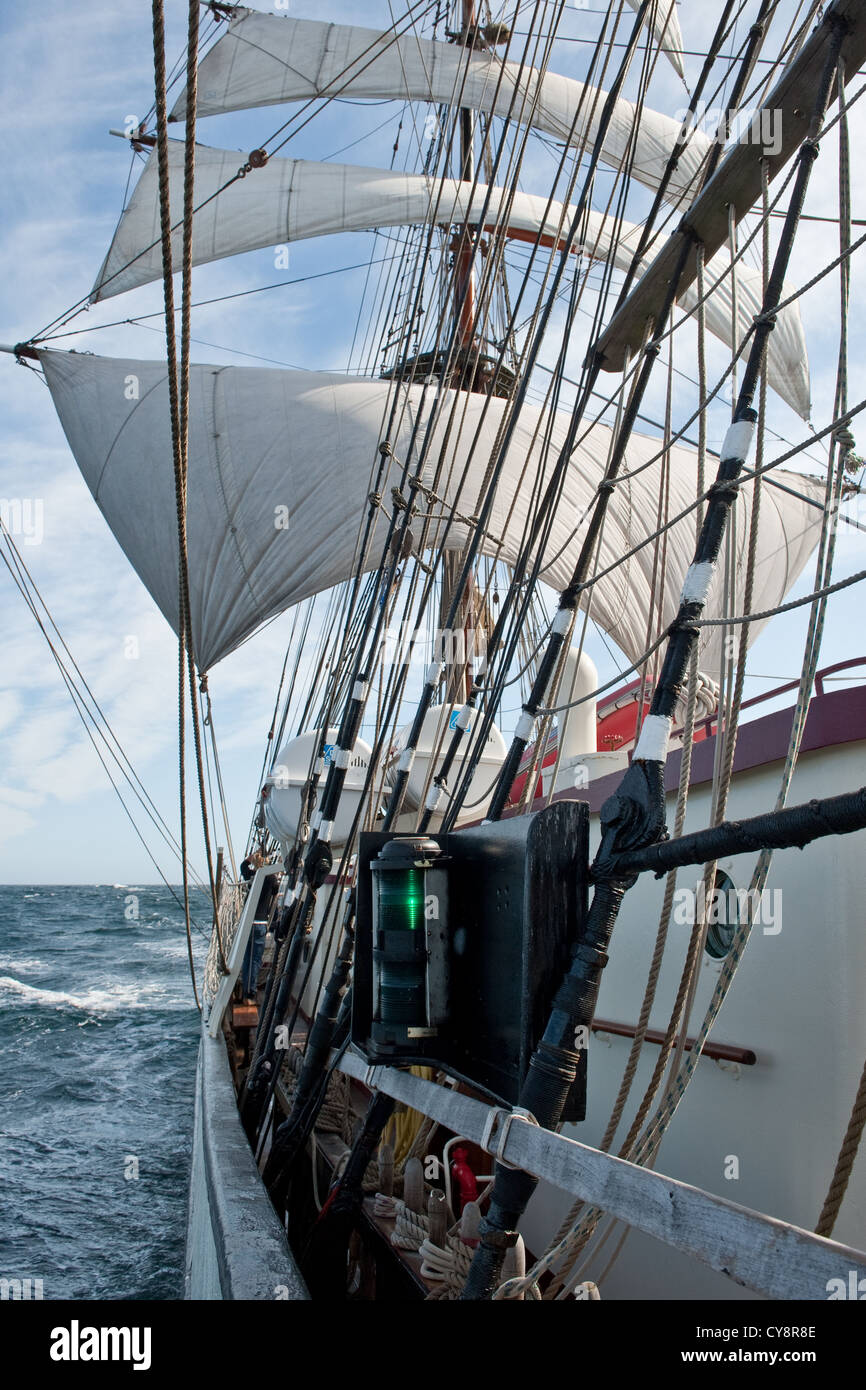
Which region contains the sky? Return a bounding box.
[1,0,864,884]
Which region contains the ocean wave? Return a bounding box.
[140,939,190,960]
[0,955,49,973]
[0,976,177,1013]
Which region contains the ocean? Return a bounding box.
[0,884,209,1300]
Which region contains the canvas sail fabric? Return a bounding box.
[40,350,825,675]
[90,141,811,418]
[170,12,701,198]
[624,0,686,79]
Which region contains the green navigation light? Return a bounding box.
[371,839,441,1032]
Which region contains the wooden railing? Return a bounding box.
[336,1049,866,1301]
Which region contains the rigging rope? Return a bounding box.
[546,75,860,1296]
[813,58,866,1239]
[484,11,849,1302]
[0,524,209,931]
[152,0,225,997]
[151,0,201,1005]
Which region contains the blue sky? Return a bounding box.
[1,0,864,884]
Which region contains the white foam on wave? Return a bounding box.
[0,955,48,974]
[0,975,176,1013]
[140,939,189,960]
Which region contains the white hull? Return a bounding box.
[525,738,866,1298]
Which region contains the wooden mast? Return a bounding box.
[441,0,481,705]
[455,0,477,355]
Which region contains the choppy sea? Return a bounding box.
[0,884,209,1300]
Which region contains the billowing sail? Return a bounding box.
[91,142,811,417]
[39,349,825,676]
[625,0,686,79]
[169,11,704,199]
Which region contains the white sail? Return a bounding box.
[625,0,686,79]
[91,142,811,417]
[39,350,825,675]
[169,11,704,198]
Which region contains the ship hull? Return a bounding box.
[185,1029,308,1300]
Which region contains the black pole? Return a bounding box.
[263,905,356,1195]
[609,784,866,879]
[301,1090,396,1300]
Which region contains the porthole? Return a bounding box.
[704,870,739,960]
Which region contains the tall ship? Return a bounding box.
[5,0,866,1301]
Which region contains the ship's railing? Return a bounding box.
[677,656,866,743]
[335,1049,866,1302]
[203,878,246,1010]
[814,656,866,696]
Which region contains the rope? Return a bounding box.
[623,113,853,1176]
[0,521,207,894]
[178,1,225,972]
[629,169,772,1224]
[547,655,705,1262]
[152,0,224,982]
[151,0,201,1006]
[713,160,771,819]
[418,1235,473,1294]
[550,344,699,1230]
[390,1199,430,1250]
[816,1055,866,1236]
[689,564,866,625]
[0,525,209,929]
[554,396,866,622]
[201,681,238,882]
[385,1196,475,1300]
[505,35,849,1294]
[280,1047,355,1142]
[634,165,772,1206]
[373,1193,398,1219]
[814,57,866,1240]
[382,1069,435,1166]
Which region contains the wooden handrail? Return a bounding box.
[335,1048,866,1301]
[592,1017,756,1066]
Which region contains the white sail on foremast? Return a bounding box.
[39,349,826,675]
[90,141,811,418]
[624,0,686,80]
[169,11,701,198]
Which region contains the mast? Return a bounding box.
[442,0,482,703]
[455,0,477,354]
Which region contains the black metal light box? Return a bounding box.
[352,799,589,1120]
